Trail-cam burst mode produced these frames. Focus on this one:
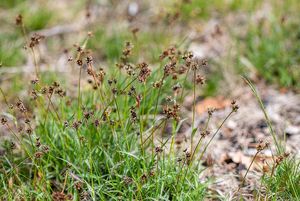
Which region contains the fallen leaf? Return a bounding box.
[196,96,231,115]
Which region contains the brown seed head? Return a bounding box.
[34,151,43,159]
[195,74,205,85]
[15,14,23,25]
[1,117,7,125]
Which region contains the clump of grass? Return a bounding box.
[243,77,300,200]
[238,1,300,89]
[0,0,25,9]
[0,15,239,200]
[262,158,300,200]
[1,3,299,199]
[169,0,261,22]
[0,32,25,67]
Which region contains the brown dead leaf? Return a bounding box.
[196,96,231,115]
[228,151,273,172]
[229,151,252,169]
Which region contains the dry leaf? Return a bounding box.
[196,96,231,115]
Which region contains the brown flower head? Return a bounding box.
[137,62,151,83]
[29,33,45,48]
[15,14,23,25]
[195,74,205,85]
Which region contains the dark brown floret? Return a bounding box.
[94,119,100,127]
[123,176,133,185]
[29,33,45,48]
[15,14,23,25]
[36,137,41,147]
[163,103,180,121]
[77,59,83,66]
[155,146,163,153]
[34,151,44,159]
[75,182,83,191]
[231,100,239,112]
[52,192,68,201]
[130,106,138,123]
[31,79,39,84]
[137,62,151,83]
[1,117,7,125]
[16,100,27,113]
[195,74,205,85]
[25,128,32,135]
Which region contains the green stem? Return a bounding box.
[197,111,234,167]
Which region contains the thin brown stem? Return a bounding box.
[191,70,196,152]
[237,151,260,195]
[198,111,234,163]
[190,115,211,164]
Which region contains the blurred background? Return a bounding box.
[1,0,299,92]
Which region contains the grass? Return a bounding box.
[0,0,300,200]
[0,32,25,66]
[238,10,300,89]
[171,0,262,21]
[244,77,300,200]
[240,4,300,92]
[262,158,300,200]
[0,30,222,199]
[0,0,25,9]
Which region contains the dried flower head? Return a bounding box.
[137,62,151,83]
[77,59,83,66]
[94,119,100,127]
[29,33,45,48]
[16,100,27,113]
[200,130,210,137]
[36,137,41,147]
[123,176,133,185]
[207,108,216,116]
[152,81,162,88]
[163,103,180,121]
[41,145,50,153]
[256,140,269,152]
[72,120,82,130]
[231,100,239,112]
[160,46,177,60]
[155,146,163,153]
[1,117,7,125]
[141,173,147,182]
[195,74,205,85]
[15,14,23,25]
[31,78,39,84]
[75,182,83,191]
[25,128,32,135]
[52,192,71,201]
[10,141,16,150]
[130,106,138,123]
[86,56,93,64]
[34,151,44,159]
[172,83,182,95]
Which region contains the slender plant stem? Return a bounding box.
[0,87,10,109]
[191,70,196,152]
[77,66,82,118]
[142,118,167,146]
[197,110,234,167]
[237,151,260,194]
[243,77,280,151]
[190,115,211,164]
